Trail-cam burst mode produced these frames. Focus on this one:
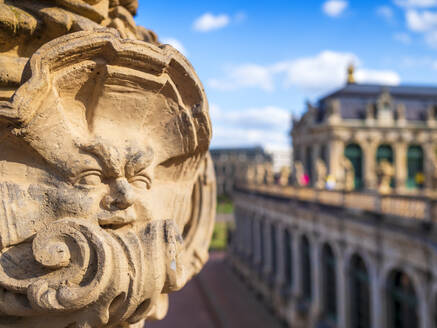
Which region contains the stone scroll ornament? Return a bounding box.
[0,8,216,328]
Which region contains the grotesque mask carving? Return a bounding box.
[0,29,215,327]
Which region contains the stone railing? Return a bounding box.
[236,184,436,222]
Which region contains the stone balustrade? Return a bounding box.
[236,183,435,223]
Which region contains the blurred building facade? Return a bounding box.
[211,147,272,199]
[230,68,437,328]
[292,66,437,194]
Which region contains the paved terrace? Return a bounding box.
[148,252,284,328]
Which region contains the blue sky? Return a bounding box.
[135,0,437,149]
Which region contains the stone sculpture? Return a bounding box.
[0,2,215,327]
[293,161,305,187]
[264,163,274,185]
[377,160,395,194]
[315,159,327,189]
[245,165,256,184]
[340,157,355,191]
[255,164,266,185]
[278,166,291,186]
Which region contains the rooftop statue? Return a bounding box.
[0,2,215,327]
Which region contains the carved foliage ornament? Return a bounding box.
[0,30,215,327]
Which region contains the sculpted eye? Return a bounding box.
[75,171,103,187]
[129,173,151,190]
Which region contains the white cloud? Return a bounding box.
[274,51,359,93]
[209,64,274,91]
[355,69,401,85]
[394,32,412,44]
[161,38,188,56]
[394,0,437,8]
[377,6,394,22]
[209,51,401,96]
[406,9,437,31]
[193,13,230,32]
[210,104,291,148]
[322,0,349,17]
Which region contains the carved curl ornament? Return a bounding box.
[0,28,215,328]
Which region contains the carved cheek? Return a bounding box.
[49,185,106,219]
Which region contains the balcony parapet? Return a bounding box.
[235,183,437,223]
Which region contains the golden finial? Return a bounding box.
[347,63,355,84]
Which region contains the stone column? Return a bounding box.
[312,144,321,187]
[311,239,322,322]
[337,248,347,328]
[417,273,432,328]
[394,142,407,193]
[370,258,383,328]
[253,218,261,268]
[292,233,302,297]
[363,140,378,191]
[276,223,286,287]
[424,142,434,191]
[329,138,344,186]
[263,219,272,278]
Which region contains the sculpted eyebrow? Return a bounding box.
[79,142,123,177]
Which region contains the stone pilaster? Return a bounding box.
[423,142,435,191]
[363,141,378,191]
[394,142,407,193]
[311,239,322,322]
[370,258,383,328]
[337,249,347,328]
[328,138,344,187]
[311,144,321,187]
[292,234,302,297]
[276,223,286,287]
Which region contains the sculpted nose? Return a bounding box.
[103,178,136,210]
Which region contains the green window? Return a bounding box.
[407,145,424,189]
[377,144,394,163]
[345,144,363,189]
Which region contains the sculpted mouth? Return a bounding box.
[98,216,136,229]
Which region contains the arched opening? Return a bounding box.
[322,244,337,323]
[300,235,312,302]
[345,143,363,189]
[270,224,277,280]
[284,230,293,289]
[387,270,419,328]
[407,145,424,189]
[377,144,394,164]
[349,254,371,328]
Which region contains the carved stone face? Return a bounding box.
[0,30,215,328]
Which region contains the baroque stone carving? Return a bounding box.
[340,157,355,191]
[278,166,291,186]
[0,0,158,101]
[0,25,215,328]
[315,159,327,189]
[377,160,395,194]
[293,161,305,187]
